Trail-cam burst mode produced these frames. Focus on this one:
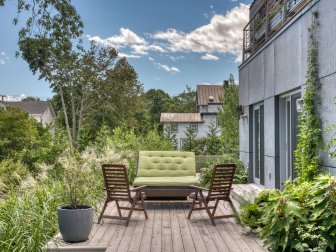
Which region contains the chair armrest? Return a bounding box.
[189,185,208,191]
[130,185,147,192]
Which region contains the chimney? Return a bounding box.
[209,96,214,102]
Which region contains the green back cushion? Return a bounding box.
[137,151,196,177]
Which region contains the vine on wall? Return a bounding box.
[294,11,323,182]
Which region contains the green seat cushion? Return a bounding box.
[133,176,200,187]
[137,151,196,177]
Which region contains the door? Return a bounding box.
[253,104,264,185]
[279,91,301,189]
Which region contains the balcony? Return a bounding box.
[243,0,310,63]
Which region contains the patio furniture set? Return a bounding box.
[98,151,237,227]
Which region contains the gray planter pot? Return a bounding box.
[58,205,93,242]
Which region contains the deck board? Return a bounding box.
[47,200,266,252]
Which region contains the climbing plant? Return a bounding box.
[294,11,323,182]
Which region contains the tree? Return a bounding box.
[83,56,144,138]
[21,96,41,101]
[218,74,239,157]
[13,0,84,148]
[167,85,196,113]
[0,106,55,173]
[182,124,198,153]
[164,124,177,148]
[205,121,221,155]
[144,89,170,131]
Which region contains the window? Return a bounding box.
[191,123,198,132]
[253,103,264,185]
[171,123,178,133]
[279,91,301,189]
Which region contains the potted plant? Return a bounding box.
[58,152,95,242]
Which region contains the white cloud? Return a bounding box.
[6,94,26,101]
[148,57,155,61]
[87,4,249,63]
[118,52,141,58]
[88,28,165,58]
[0,52,8,64]
[89,28,146,49]
[154,62,180,74]
[201,53,219,61]
[169,55,185,61]
[199,81,222,85]
[152,3,249,63]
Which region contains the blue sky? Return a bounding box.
[0,0,251,100]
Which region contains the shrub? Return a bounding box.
[242,176,336,252]
[0,182,63,251]
[95,126,174,183]
[59,151,97,208]
[240,203,261,229]
[240,189,275,229]
[0,158,29,193]
[200,155,248,188]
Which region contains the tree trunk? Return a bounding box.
[59,84,73,147]
[71,94,77,148]
[77,94,85,136]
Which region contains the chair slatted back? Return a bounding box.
[208,164,236,200]
[102,164,131,201]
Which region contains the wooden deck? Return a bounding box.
[48,199,267,252]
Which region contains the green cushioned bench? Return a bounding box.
[133,151,200,199]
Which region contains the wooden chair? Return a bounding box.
[187,164,238,226]
[98,164,148,226]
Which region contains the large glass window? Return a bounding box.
[279,91,301,189]
[253,103,264,185]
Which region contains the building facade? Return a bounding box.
[161,85,223,150]
[239,0,336,189]
[0,100,56,128]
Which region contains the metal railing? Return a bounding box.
[242,0,310,63]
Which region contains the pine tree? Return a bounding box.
[205,121,221,155]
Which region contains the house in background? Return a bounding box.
[239,0,336,189]
[0,96,56,128]
[160,85,223,150]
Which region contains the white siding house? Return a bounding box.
[160,85,223,150]
[0,100,56,128]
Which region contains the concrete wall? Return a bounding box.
[239,0,336,188]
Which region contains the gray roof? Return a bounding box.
[196,85,224,106]
[160,113,203,123]
[6,101,56,116]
